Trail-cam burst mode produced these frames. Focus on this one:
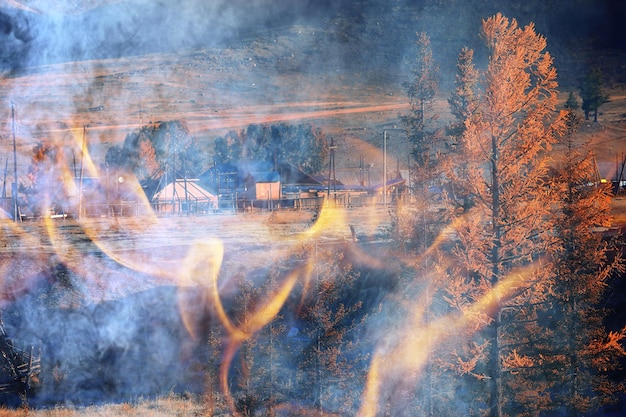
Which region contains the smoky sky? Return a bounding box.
[0,0,340,71]
[0,0,624,78]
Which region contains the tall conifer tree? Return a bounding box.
[580,68,609,123]
[547,110,625,415]
[401,31,442,188]
[439,14,565,417]
[447,47,479,146]
[395,32,445,253]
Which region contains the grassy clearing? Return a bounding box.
[0,395,208,416]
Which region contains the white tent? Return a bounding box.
[152,179,217,213]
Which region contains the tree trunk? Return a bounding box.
[488,313,502,417]
[489,133,502,417]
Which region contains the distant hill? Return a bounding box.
[0,0,624,89]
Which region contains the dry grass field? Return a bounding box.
[0,394,206,416]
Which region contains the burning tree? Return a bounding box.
[436,13,567,417]
[22,140,71,217]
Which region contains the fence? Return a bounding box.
[82,202,142,217]
[78,193,405,217]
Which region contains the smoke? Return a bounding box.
[0,0,623,413]
[0,8,34,71]
[2,281,207,404]
[0,0,341,70]
[0,0,621,75]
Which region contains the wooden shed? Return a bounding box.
[245,171,281,200]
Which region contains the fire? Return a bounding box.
[0,149,552,416]
[357,254,544,415]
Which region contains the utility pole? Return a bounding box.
[616,151,626,195]
[327,137,337,203]
[408,154,411,200]
[383,130,387,206]
[11,103,19,222]
[105,163,110,216]
[359,155,364,186]
[2,158,7,200]
[78,126,86,219]
[72,150,77,180]
[183,158,189,215]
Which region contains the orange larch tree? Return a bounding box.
[437,13,565,417]
[483,101,626,417]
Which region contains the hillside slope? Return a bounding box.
[0,0,624,88]
[0,0,623,181]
